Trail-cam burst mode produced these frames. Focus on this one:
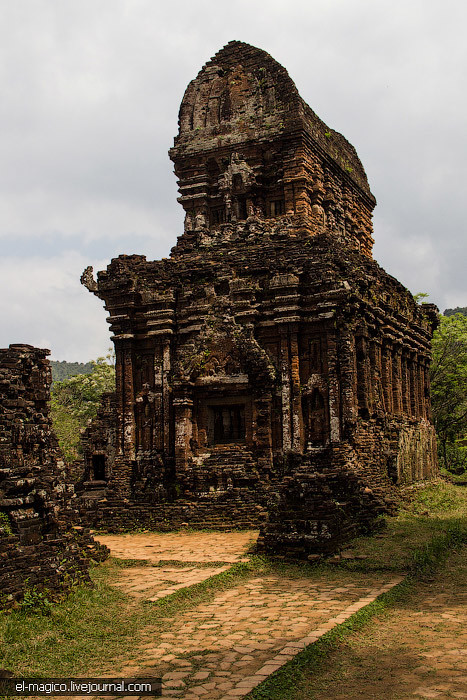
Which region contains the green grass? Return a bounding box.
[323,481,467,572]
[107,557,240,568]
[247,585,409,700]
[0,557,268,677]
[403,479,467,514]
[245,481,467,699]
[0,555,373,678]
[439,465,467,483]
[0,565,140,676]
[289,542,467,700]
[2,481,465,685]
[144,558,263,616]
[247,526,467,700]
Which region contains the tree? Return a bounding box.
[444,306,467,318]
[50,357,115,463]
[50,360,93,383]
[430,314,467,472]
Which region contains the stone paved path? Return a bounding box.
[109,564,231,601]
[95,532,403,699]
[302,546,467,700]
[96,532,254,564]
[96,532,253,602]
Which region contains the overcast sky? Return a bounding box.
[1,0,466,361]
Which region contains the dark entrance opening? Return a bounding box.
[387,456,399,484]
[236,196,247,220]
[91,454,106,481]
[303,389,329,446]
[211,405,245,443]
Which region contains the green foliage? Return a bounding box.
[407,482,466,514]
[51,358,115,421]
[50,357,115,463]
[20,586,52,616]
[444,306,467,317]
[50,361,93,383]
[436,441,467,476]
[0,511,12,536]
[430,313,467,472]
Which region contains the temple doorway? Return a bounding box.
[210,404,245,444]
[91,454,106,481]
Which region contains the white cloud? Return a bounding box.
[0,0,466,357]
[373,219,441,302]
[0,252,111,360]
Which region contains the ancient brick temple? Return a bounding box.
[0,345,106,609]
[80,42,438,548]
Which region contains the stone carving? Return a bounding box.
[80,266,98,293]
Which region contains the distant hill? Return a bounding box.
[50,360,93,383]
[444,307,467,317]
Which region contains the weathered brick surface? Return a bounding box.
[78,42,438,553]
[0,344,107,610]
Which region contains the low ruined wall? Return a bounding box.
[0,527,103,608]
[257,415,438,559]
[257,453,394,559]
[0,344,106,610]
[75,490,269,532]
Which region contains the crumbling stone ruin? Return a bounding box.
[0,344,106,610]
[79,41,438,555]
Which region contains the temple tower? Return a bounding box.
[80,42,438,543]
[170,41,375,256]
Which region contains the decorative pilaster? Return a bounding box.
[369,338,383,414]
[392,345,403,415]
[122,343,136,460]
[339,331,358,424]
[173,395,193,471]
[356,334,371,417]
[289,326,304,452]
[114,343,125,455]
[162,338,172,457]
[253,393,273,470]
[327,333,340,442]
[279,328,292,451]
[401,352,410,416]
[381,341,393,414]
